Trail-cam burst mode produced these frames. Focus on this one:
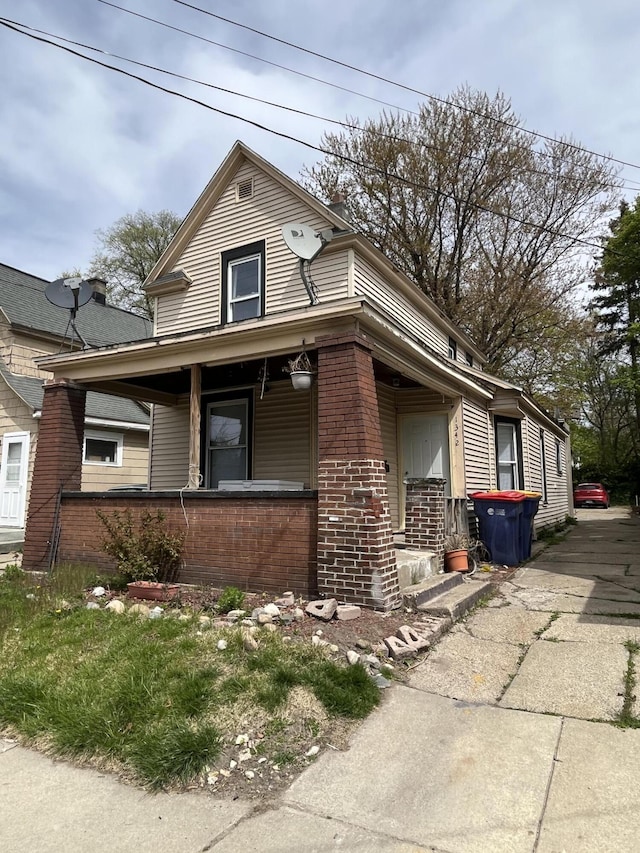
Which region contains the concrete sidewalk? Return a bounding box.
[2,508,640,852]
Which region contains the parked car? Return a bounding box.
[573,483,610,509]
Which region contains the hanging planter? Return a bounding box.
[284,351,315,391]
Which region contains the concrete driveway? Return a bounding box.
[2,508,640,852]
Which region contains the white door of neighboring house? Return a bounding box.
[401,414,451,526]
[0,431,30,527]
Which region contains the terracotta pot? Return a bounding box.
[444,549,469,572]
[127,581,180,601]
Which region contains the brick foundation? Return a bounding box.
[57,491,318,596]
[404,478,446,568]
[316,332,400,609]
[22,381,86,571]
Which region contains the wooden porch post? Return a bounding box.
[188,364,201,488]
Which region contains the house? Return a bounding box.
[0,263,151,530]
[21,142,573,606]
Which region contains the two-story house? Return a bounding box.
[0,263,151,531]
[21,142,572,607]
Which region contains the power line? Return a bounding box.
[166,0,640,175]
[8,15,634,194]
[0,17,624,261]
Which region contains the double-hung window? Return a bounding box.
[495,418,522,490]
[221,241,265,324]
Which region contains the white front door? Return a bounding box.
[401,415,451,495]
[0,431,30,527]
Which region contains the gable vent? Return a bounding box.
[236,178,254,201]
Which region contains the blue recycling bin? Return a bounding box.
[469,491,525,565]
[518,492,542,561]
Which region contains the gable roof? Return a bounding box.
[0,263,151,345]
[0,357,149,425]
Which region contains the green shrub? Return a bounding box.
[97,509,185,584]
[216,586,246,614]
[2,564,24,581]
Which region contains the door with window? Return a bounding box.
[0,431,30,527]
[205,398,250,488]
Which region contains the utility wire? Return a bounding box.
[165,0,640,175]
[0,18,625,260]
[6,14,633,193]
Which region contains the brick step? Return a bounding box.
[417,578,492,620]
[402,572,463,609]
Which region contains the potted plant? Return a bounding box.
[443,532,470,572]
[284,351,315,391]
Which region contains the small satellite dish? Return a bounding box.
[282,223,325,262]
[45,277,93,310]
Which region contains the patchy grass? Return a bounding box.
[614,640,640,729]
[0,567,379,790]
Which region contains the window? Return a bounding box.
[83,430,123,466]
[221,241,265,325]
[448,337,457,360]
[202,391,253,488]
[465,351,473,367]
[540,429,548,504]
[494,418,522,490]
[556,439,563,475]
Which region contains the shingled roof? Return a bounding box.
[0,263,151,344]
[0,358,149,425]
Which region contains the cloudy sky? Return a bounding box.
[1,0,639,282]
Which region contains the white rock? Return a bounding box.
[282,636,292,643]
[219,768,231,778]
[227,610,246,619]
[263,603,281,618]
[305,745,320,757]
[257,757,267,764]
[294,608,305,622]
[198,615,212,629]
[178,614,192,622]
[217,639,228,651]
[245,770,255,780]
[92,586,106,597]
[346,650,360,665]
[238,749,252,762]
[86,602,100,610]
[257,613,273,625]
[105,599,125,614]
[315,629,323,637]
[25,593,36,600]
[207,773,218,785]
[242,630,259,651]
[149,606,164,619]
[229,760,238,770]
[241,618,255,627]
[329,644,339,653]
[235,734,249,745]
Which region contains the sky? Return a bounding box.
[1,0,639,282]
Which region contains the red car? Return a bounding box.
[573,483,610,509]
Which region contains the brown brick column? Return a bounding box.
[404,478,446,569]
[316,332,400,609]
[22,380,86,571]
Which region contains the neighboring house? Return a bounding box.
[0,263,151,528]
[22,142,573,607]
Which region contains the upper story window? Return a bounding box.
[221,241,265,325]
[465,351,473,367]
[448,337,457,360]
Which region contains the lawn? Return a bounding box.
[0,565,379,790]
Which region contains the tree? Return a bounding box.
[302,86,619,403]
[88,209,182,317]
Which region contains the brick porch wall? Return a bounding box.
[22,381,86,572]
[404,478,446,570]
[58,491,318,596]
[316,332,400,609]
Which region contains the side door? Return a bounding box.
[400,414,451,526]
[0,431,31,527]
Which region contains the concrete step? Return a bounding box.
[396,549,436,589]
[0,550,22,571]
[402,572,463,609]
[417,578,493,620]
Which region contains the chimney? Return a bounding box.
[328,192,349,223]
[86,277,107,305]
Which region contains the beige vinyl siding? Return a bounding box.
[149,401,190,489]
[462,397,493,493]
[0,327,61,379]
[377,382,399,530]
[395,387,449,414]
[253,380,312,485]
[522,416,569,529]
[353,256,449,356]
[81,430,149,491]
[155,162,347,335]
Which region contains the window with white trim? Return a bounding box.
[83,430,123,466]
[221,241,265,324]
[204,396,251,488]
[495,418,522,490]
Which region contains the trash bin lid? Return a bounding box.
[469,490,527,502]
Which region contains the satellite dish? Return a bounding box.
[45,277,93,310]
[282,223,325,262]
